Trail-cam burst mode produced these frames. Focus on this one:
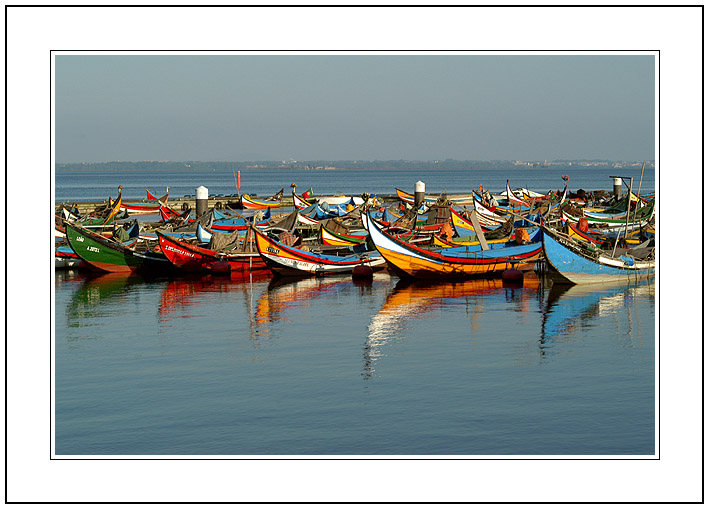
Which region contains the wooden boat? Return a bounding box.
[541,227,655,285]
[319,223,368,247]
[395,188,470,206]
[210,208,271,232]
[75,187,126,228]
[240,188,284,209]
[120,188,170,215]
[252,227,386,276]
[505,180,533,208]
[363,212,542,280]
[451,204,507,234]
[292,190,312,210]
[55,244,90,269]
[65,222,170,273]
[146,188,170,202]
[157,231,266,272]
[395,188,436,205]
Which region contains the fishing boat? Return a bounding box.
[252,227,386,276]
[210,208,271,232]
[240,188,284,209]
[157,231,266,272]
[319,223,368,247]
[120,188,170,215]
[292,189,312,210]
[65,222,171,273]
[541,227,654,285]
[74,186,126,228]
[363,212,542,280]
[55,244,90,269]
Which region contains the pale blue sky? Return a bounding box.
[54,54,655,163]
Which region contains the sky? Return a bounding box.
[54,54,655,164]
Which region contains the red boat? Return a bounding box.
[157,232,267,272]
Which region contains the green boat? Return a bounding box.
[65,222,170,273]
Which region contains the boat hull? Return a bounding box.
[365,213,542,280]
[241,194,282,209]
[157,232,266,272]
[253,228,385,276]
[542,230,655,285]
[65,223,143,272]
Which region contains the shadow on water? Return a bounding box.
[363,274,541,378]
[538,278,656,357]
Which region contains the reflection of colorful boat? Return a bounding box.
[542,228,654,285]
[66,272,147,323]
[253,227,386,276]
[369,277,539,338]
[159,270,272,317]
[364,275,540,377]
[255,273,391,325]
[364,212,542,280]
[540,280,655,345]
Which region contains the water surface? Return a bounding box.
[54,270,655,456]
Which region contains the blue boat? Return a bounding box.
[542,228,654,285]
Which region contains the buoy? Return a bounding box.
[211,260,231,273]
[502,268,524,282]
[352,264,374,279]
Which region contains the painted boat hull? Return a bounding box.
[253,228,385,276]
[542,230,655,285]
[65,223,143,272]
[120,202,161,214]
[241,194,282,209]
[157,232,266,272]
[364,213,542,280]
[292,191,312,210]
[320,224,368,247]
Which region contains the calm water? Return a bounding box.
[53,166,656,202]
[54,270,655,456]
[53,168,656,456]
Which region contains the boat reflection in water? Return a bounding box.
[254,272,392,325]
[66,271,147,327]
[539,278,655,355]
[364,273,541,378]
[158,269,272,320]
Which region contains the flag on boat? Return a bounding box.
[302,188,314,199]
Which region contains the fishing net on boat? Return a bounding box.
[269,210,299,232]
[209,229,241,251]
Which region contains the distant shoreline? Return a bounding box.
[55,159,652,172]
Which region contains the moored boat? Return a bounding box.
[541,227,655,285]
[65,222,170,273]
[240,189,284,209]
[252,227,385,276]
[363,212,542,280]
[157,231,266,272]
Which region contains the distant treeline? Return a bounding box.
[55,159,650,171]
